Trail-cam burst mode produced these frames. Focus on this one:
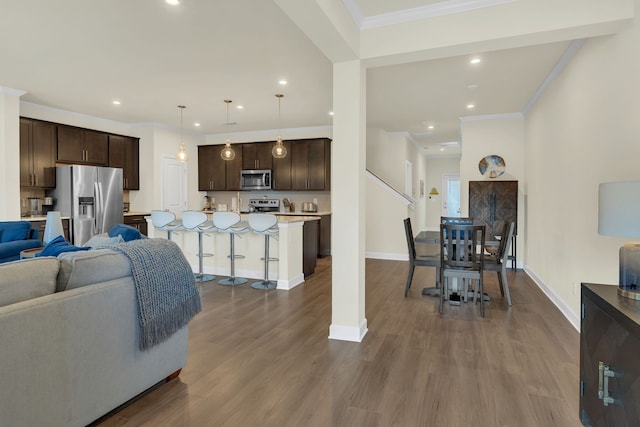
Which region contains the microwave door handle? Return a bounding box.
[265,172,270,187]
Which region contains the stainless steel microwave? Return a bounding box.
[240,169,272,190]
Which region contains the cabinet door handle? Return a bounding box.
[598,361,616,406]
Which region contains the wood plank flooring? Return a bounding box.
[95,256,582,427]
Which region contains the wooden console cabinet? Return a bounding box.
[580,283,640,426]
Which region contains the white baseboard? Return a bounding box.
[328,319,368,342]
[524,265,580,332]
[277,274,304,290]
[365,252,408,261]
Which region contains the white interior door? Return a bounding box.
[405,160,413,198]
[442,174,461,217]
[162,156,187,214]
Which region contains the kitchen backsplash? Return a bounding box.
[205,191,331,213]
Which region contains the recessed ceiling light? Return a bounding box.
[166,0,180,5]
[467,84,478,89]
[467,103,475,109]
[329,111,334,116]
[440,148,445,151]
[112,100,121,105]
[428,125,434,130]
[279,80,287,85]
[470,58,481,64]
[194,123,200,127]
[236,105,244,110]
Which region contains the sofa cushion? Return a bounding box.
[57,249,132,292]
[108,224,145,242]
[0,257,59,307]
[0,221,31,243]
[38,235,90,257]
[83,233,124,248]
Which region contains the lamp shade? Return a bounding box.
[43,211,65,245]
[598,181,640,238]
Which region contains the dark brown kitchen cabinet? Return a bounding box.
[108,135,140,190]
[20,118,57,188]
[580,283,640,426]
[124,214,148,236]
[291,138,331,191]
[242,142,273,170]
[57,125,108,165]
[225,147,243,191]
[468,180,517,238]
[272,140,292,190]
[198,145,226,191]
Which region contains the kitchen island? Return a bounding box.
[146,214,320,290]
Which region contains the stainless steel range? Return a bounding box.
[248,198,280,213]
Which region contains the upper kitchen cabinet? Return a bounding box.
[108,135,140,190]
[242,142,273,170]
[291,138,331,191]
[57,125,109,165]
[272,140,292,191]
[20,118,57,188]
[225,146,243,191]
[198,145,226,191]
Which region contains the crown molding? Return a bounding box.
[0,86,26,97]
[459,112,523,122]
[344,0,515,30]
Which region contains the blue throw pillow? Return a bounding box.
[0,222,31,243]
[108,224,144,242]
[37,235,90,257]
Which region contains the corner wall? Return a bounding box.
[525,4,640,326]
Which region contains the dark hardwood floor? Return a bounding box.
[97,255,582,427]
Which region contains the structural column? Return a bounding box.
[0,87,24,220]
[329,59,367,342]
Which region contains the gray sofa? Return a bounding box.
[0,248,191,427]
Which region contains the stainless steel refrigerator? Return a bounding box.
[48,165,123,246]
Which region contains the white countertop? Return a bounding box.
[22,215,70,221]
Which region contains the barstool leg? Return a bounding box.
[219,233,248,286]
[194,231,215,282]
[251,234,277,290]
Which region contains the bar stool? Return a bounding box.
[213,212,249,286]
[182,211,216,283]
[248,214,279,290]
[150,210,183,240]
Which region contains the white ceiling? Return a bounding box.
[0,0,574,157]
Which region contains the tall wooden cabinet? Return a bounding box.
[108,135,140,190]
[580,283,640,426]
[20,118,57,188]
[468,180,518,237]
[272,140,292,190]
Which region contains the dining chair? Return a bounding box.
[439,223,487,317]
[484,221,515,306]
[403,218,440,297]
[440,216,473,225]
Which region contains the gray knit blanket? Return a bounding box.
[108,238,201,350]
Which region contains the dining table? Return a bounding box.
[415,230,498,303]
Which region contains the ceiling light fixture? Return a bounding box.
[279,80,288,85]
[272,94,287,159]
[329,111,334,116]
[176,105,188,162]
[166,0,180,5]
[467,104,475,109]
[428,125,434,130]
[112,100,121,105]
[194,123,200,127]
[236,105,244,109]
[470,58,481,64]
[220,100,236,161]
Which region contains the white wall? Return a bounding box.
[524,4,640,325]
[0,90,21,220]
[459,114,526,267]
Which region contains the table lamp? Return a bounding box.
[43,211,64,245]
[598,181,640,300]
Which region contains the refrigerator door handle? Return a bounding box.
[93,182,101,235]
[97,182,105,234]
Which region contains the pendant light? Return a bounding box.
[272,93,287,159]
[220,99,236,161]
[176,105,188,162]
